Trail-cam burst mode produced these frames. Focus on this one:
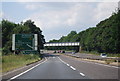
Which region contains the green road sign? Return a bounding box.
[12,34,38,51]
[22,50,39,54]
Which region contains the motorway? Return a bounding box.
[3,53,119,80]
[59,54,119,79]
[9,54,88,80]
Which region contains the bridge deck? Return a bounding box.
[44,42,80,46]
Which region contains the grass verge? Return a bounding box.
[62,54,119,66]
[80,51,120,57]
[1,54,41,73]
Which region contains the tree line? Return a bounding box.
[48,9,120,54]
[1,20,45,55]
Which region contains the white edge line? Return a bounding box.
[67,54,119,68]
[7,57,47,81]
[94,62,119,68]
[58,57,67,64]
[79,60,119,69]
[80,73,85,76]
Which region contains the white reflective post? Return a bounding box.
[12,34,15,51]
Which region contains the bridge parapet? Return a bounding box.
[44,42,80,47]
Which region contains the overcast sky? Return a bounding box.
[1,0,119,42]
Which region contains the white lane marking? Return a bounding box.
[94,62,119,68]
[70,66,76,71]
[7,57,47,81]
[80,73,85,76]
[67,64,70,66]
[58,57,67,64]
[46,57,50,60]
[58,57,77,71]
[79,60,119,69]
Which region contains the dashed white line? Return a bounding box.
[58,57,77,71]
[67,64,70,66]
[58,57,86,77]
[80,73,85,76]
[7,57,47,81]
[70,66,76,71]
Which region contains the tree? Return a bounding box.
[1,19,45,55]
[48,9,120,54]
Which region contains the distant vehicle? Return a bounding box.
[72,52,75,54]
[54,51,56,53]
[100,53,107,57]
[62,50,65,53]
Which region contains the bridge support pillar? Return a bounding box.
[79,46,82,52]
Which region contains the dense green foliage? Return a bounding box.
[48,31,80,52]
[49,31,80,43]
[48,10,120,53]
[1,20,45,55]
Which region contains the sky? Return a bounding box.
[1,0,119,42]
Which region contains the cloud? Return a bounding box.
[25,4,44,10]
[93,2,118,21]
[15,2,118,41]
[2,0,119,2]
[24,3,91,27]
[66,12,77,26]
[23,2,117,41]
[0,12,3,18]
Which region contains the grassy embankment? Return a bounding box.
[80,51,120,65]
[80,51,120,57]
[1,53,41,73]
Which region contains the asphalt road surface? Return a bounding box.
[59,54,119,79]
[5,53,119,81]
[8,54,88,80]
